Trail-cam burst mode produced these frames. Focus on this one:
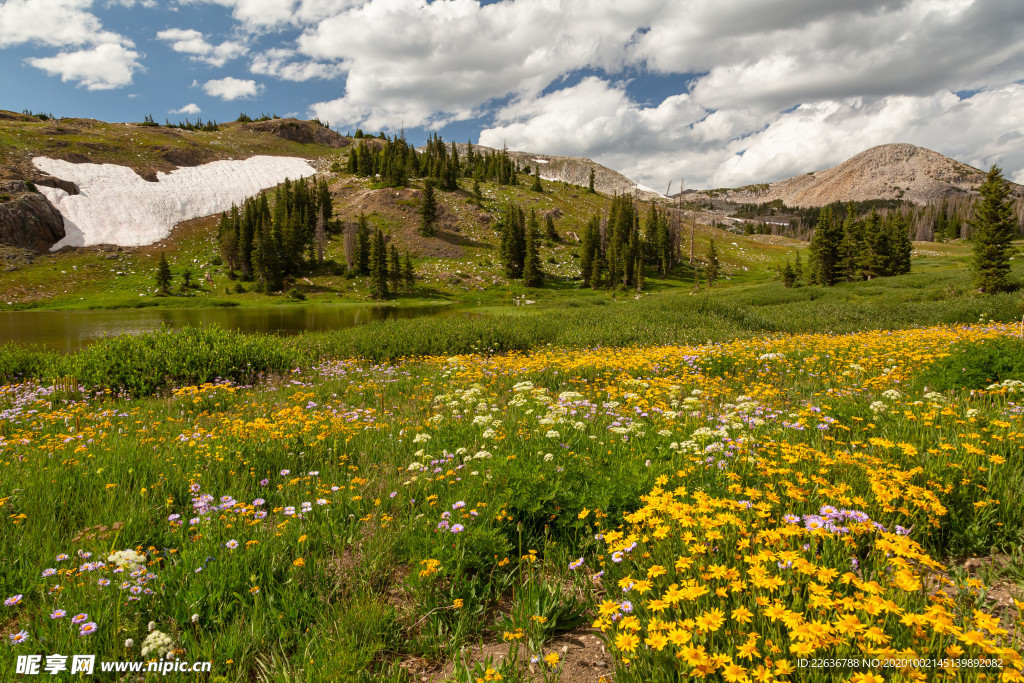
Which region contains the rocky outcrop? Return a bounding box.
[0,181,65,251]
[245,119,350,148]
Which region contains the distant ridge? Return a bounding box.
[708,143,1023,207]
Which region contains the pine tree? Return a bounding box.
[181,267,193,290]
[808,206,842,285]
[588,168,595,194]
[315,208,327,266]
[531,166,543,192]
[472,178,482,205]
[499,202,526,279]
[544,216,561,245]
[782,261,796,288]
[355,214,371,276]
[403,253,415,289]
[970,165,1017,293]
[420,181,438,237]
[706,239,720,285]
[389,243,401,294]
[793,250,803,282]
[156,252,173,295]
[369,229,389,299]
[888,211,913,275]
[523,217,543,287]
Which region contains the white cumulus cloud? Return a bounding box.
[27,42,142,91]
[170,103,202,115]
[156,28,247,67]
[202,76,262,100]
[250,48,343,81]
[1,0,143,88]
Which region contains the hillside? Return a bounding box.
[706,143,1024,207]
[0,111,347,183]
[447,143,662,200]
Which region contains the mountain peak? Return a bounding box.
[716,143,1018,207]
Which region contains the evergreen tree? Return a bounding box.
[181,267,193,290]
[355,214,371,276]
[472,178,482,205]
[523,216,543,287]
[861,211,889,279]
[888,211,913,275]
[389,243,402,294]
[706,239,720,285]
[970,165,1018,293]
[545,212,559,242]
[156,252,172,295]
[782,261,796,288]
[531,166,543,192]
[793,250,803,281]
[588,168,595,194]
[403,253,415,289]
[315,208,327,266]
[808,206,842,285]
[499,202,526,279]
[369,229,389,299]
[580,214,601,287]
[420,181,438,237]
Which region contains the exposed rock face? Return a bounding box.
[0,181,65,251]
[245,119,350,148]
[717,143,1023,207]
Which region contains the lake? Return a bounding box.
[0,303,455,352]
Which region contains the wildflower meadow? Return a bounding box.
[2,323,1024,681]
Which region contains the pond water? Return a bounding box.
[0,303,454,353]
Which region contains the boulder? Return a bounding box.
[0,183,65,251]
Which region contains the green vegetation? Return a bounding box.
[971,165,1018,293]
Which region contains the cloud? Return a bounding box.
[0,0,122,48]
[481,78,1024,191]
[27,42,142,90]
[178,0,359,28]
[156,28,247,67]
[250,48,343,81]
[1,0,143,88]
[303,0,664,130]
[202,76,262,100]
[170,103,202,115]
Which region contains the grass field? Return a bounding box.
[3,266,1024,680]
[4,133,1024,679]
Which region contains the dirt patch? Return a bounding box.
[403,628,612,683]
[161,145,219,168]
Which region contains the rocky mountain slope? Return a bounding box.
[448,143,662,200]
[708,143,1023,207]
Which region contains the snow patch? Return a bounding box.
[33,155,317,250]
[531,158,550,164]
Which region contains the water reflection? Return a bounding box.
[0,303,453,353]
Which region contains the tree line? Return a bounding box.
[806,206,913,285]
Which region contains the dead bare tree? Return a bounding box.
[342,221,356,270]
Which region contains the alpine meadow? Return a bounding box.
[2,1,1024,682]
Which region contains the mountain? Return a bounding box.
[706,143,1023,207]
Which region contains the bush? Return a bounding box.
[915,336,1024,391]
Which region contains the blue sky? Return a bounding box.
[2,0,1023,189]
